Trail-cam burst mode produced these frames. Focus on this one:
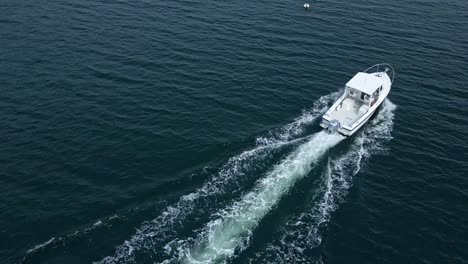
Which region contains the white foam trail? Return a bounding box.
[26,237,56,254]
[96,93,336,264]
[178,131,344,263]
[256,92,339,146]
[22,214,122,263]
[250,99,396,263]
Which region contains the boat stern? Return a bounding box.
[326,119,340,134]
[321,117,353,136]
[320,118,329,129]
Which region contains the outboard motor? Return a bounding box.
[327,119,340,134]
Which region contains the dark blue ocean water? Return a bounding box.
[1,0,468,263]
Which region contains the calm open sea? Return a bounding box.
[1,0,468,263]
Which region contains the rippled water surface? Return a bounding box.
[1,0,468,263]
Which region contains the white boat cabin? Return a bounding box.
[327,73,384,127]
[321,66,393,136]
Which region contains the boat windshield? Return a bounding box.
[347,87,369,103]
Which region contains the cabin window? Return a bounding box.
[360,92,367,100]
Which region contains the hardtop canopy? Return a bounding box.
[346,72,384,95]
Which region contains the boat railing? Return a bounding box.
[363,63,395,84]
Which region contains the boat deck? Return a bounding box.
[329,99,366,127]
[330,107,358,127]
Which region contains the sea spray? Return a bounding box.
[96,94,337,264]
[256,92,339,146]
[250,99,396,263]
[183,131,344,263]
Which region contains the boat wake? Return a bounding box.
[23,95,395,264]
[176,131,344,263]
[94,93,337,264]
[249,99,396,264]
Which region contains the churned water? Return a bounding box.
[1,0,467,263]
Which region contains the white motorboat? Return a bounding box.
[320,63,394,136]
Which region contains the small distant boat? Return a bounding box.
[320,63,395,136]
